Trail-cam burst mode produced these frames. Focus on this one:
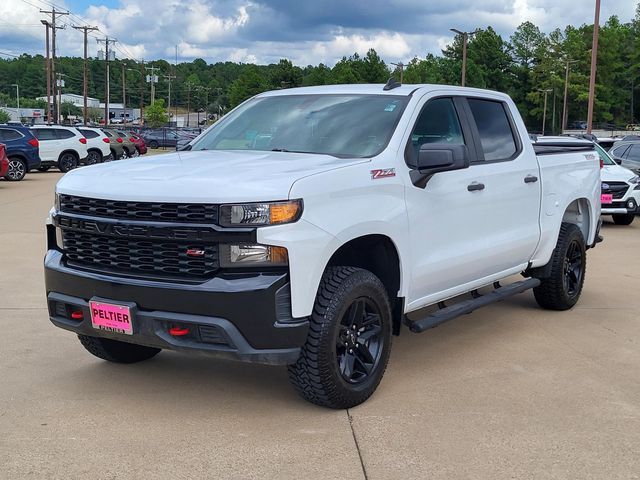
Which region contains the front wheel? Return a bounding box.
[533,222,586,311]
[148,140,159,149]
[612,213,635,226]
[78,335,161,363]
[5,158,27,181]
[288,266,392,409]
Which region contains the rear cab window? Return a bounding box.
[467,98,519,162]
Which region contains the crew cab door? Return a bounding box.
[403,94,542,310]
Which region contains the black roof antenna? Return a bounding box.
[383,77,401,91]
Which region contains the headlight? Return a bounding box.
[219,200,302,227]
[219,244,288,268]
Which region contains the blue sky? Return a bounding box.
[1,0,637,65]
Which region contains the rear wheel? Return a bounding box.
[85,150,101,165]
[148,140,159,149]
[58,152,78,173]
[533,222,586,311]
[78,335,161,363]
[130,148,139,157]
[612,213,635,225]
[288,266,392,408]
[5,158,27,181]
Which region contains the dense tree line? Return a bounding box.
[1,5,639,132]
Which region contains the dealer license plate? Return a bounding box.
[601,194,613,204]
[89,301,133,335]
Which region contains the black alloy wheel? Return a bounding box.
[58,153,78,173]
[336,298,384,384]
[86,150,101,165]
[563,239,584,297]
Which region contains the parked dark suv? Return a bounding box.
[0,125,41,181]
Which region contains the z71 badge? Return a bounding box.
[370,168,396,179]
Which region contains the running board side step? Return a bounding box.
[405,278,541,333]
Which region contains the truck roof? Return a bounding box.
[257,83,512,100]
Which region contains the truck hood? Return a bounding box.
[601,163,636,183]
[56,150,364,203]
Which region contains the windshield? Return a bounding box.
[189,94,409,158]
[594,143,616,165]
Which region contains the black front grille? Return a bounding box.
[62,229,218,279]
[601,181,629,199]
[59,195,218,224]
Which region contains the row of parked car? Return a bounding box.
[0,125,147,181]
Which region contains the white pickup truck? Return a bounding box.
[45,83,601,408]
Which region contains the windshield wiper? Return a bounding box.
[271,148,342,158]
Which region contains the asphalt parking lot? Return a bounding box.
[1,171,639,480]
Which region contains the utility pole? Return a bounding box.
[41,20,52,124]
[72,25,98,126]
[40,7,68,124]
[539,89,553,135]
[451,28,481,87]
[586,0,601,134]
[11,84,19,120]
[390,62,405,83]
[164,73,176,117]
[122,63,127,124]
[97,37,117,126]
[175,45,179,123]
[56,73,65,123]
[145,65,160,105]
[186,82,192,127]
[562,59,579,131]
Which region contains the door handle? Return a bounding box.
[524,175,538,183]
[467,182,485,192]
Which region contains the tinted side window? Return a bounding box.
[0,128,22,141]
[612,145,630,158]
[467,99,518,161]
[78,129,99,139]
[408,98,464,160]
[55,129,75,139]
[627,145,640,162]
[103,131,113,138]
[32,129,57,140]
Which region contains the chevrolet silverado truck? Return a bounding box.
[45,83,601,409]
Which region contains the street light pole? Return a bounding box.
[586,0,601,134]
[539,89,553,135]
[450,29,481,87]
[11,84,19,120]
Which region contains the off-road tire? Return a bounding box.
[78,335,161,363]
[533,222,586,311]
[288,266,392,409]
[612,213,635,226]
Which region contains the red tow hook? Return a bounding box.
[169,327,190,337]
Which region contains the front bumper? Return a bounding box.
[601,197,639,215]
[44,249,308,365]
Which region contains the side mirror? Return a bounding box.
[409,144,470,188]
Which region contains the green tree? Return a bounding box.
[145,99,168,128]
[228,66,267,107]
[0,109,10,123]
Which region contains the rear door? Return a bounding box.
[31,128,58,161]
